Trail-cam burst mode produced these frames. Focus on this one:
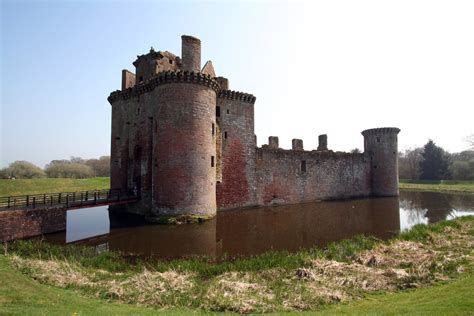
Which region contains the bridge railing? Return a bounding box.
[0,188,137,210]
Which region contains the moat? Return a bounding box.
[41,191,474,259]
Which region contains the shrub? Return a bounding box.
[45,162,94,179]
[1,161,45,179]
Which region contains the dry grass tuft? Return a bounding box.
[8,218,474,313]
[203,272,275,313]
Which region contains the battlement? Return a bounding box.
[108,70,220,104]
[260,135,333,152]
[109,34,401,219]
[217,90,256,104]
[257,144,365,160]
[361,127,401,136]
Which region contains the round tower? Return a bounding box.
[181,35,201,72]
[151,71,219,218]
[362,127,401,197]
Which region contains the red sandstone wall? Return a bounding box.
[216,94,256,209]
[152,83,217,216]
[254,148,371,206]
[0,207,66,242]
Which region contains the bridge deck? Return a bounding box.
[0,189,138,211]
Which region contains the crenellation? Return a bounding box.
[268,136,279,149]
[292,139,304,151]
[108,35,400,220]
[317,134,328,151]
[217,90,256,104]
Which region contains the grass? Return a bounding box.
[1,216,473,314]
[0,255,201,315]
[399,179,474,194]
[318,273,474,315]
[1,253,473,315]
[0,177,110,196]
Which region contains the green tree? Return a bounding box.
[419,140,450,180]
[45,162,94,179]
[399,147,423,180]
[1,161,46,179]
[449,160,474,180]
[85,156,110,177]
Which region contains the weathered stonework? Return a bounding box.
[0,207,66,241]
[108,35,401,220]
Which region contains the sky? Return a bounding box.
[1,0,473,168]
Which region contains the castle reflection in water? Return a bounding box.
[42,191,474,260]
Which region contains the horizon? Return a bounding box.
[1,0,473,168]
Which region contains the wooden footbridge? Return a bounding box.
[0,188,138,211]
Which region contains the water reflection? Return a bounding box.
[399,191,474,230]
[41,191,474,259]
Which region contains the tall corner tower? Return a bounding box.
[362,127,401,197]
[108,35,219,220]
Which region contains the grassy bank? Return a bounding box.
[399,179,474,194]
[1,216,473,314]
[2,177,473,197]
[0,177,110,196]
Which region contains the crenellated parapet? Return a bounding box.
[217,90,256,104]
[361,127,401,137]
[108,71,220,104]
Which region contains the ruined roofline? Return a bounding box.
[108,70,219,104]
[257,146,365,158]
[132,50,180,67]
[218,90,256,104]
[361,127,401,136]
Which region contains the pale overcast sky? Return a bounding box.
[1,0,473,168]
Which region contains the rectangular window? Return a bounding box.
[216,106,221,117]
[211,156,215,167]
[224,131,228,139]
[301,160,307,173]
[212,123,215,136]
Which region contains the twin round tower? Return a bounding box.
[108,35,400,221]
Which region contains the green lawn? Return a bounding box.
[0,255,199,315]
[399,180,474,194]
[318,274,474,315]
[1,254,473,315]
[0,177,110,196]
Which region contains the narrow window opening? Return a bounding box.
[376,137,380,143]
[224,131,228,139]
[139,76,143,82]
[374,165,378,169]
[115,137,121,140]
[212,123,215,136]
[169,59,173,64]
[211,156,215,167]
[301,160,307,173]
[137,107,141,115]
[216,106,221,117]
[227,109,230,114]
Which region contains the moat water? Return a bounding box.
[41,191,474,259]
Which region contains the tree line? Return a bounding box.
[0,156,110,179]
[399,137,474,181]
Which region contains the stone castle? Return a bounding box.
[108,35,400,221]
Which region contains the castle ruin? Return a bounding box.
[108,35,400,220]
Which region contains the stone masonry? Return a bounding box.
[108,35,401,220]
